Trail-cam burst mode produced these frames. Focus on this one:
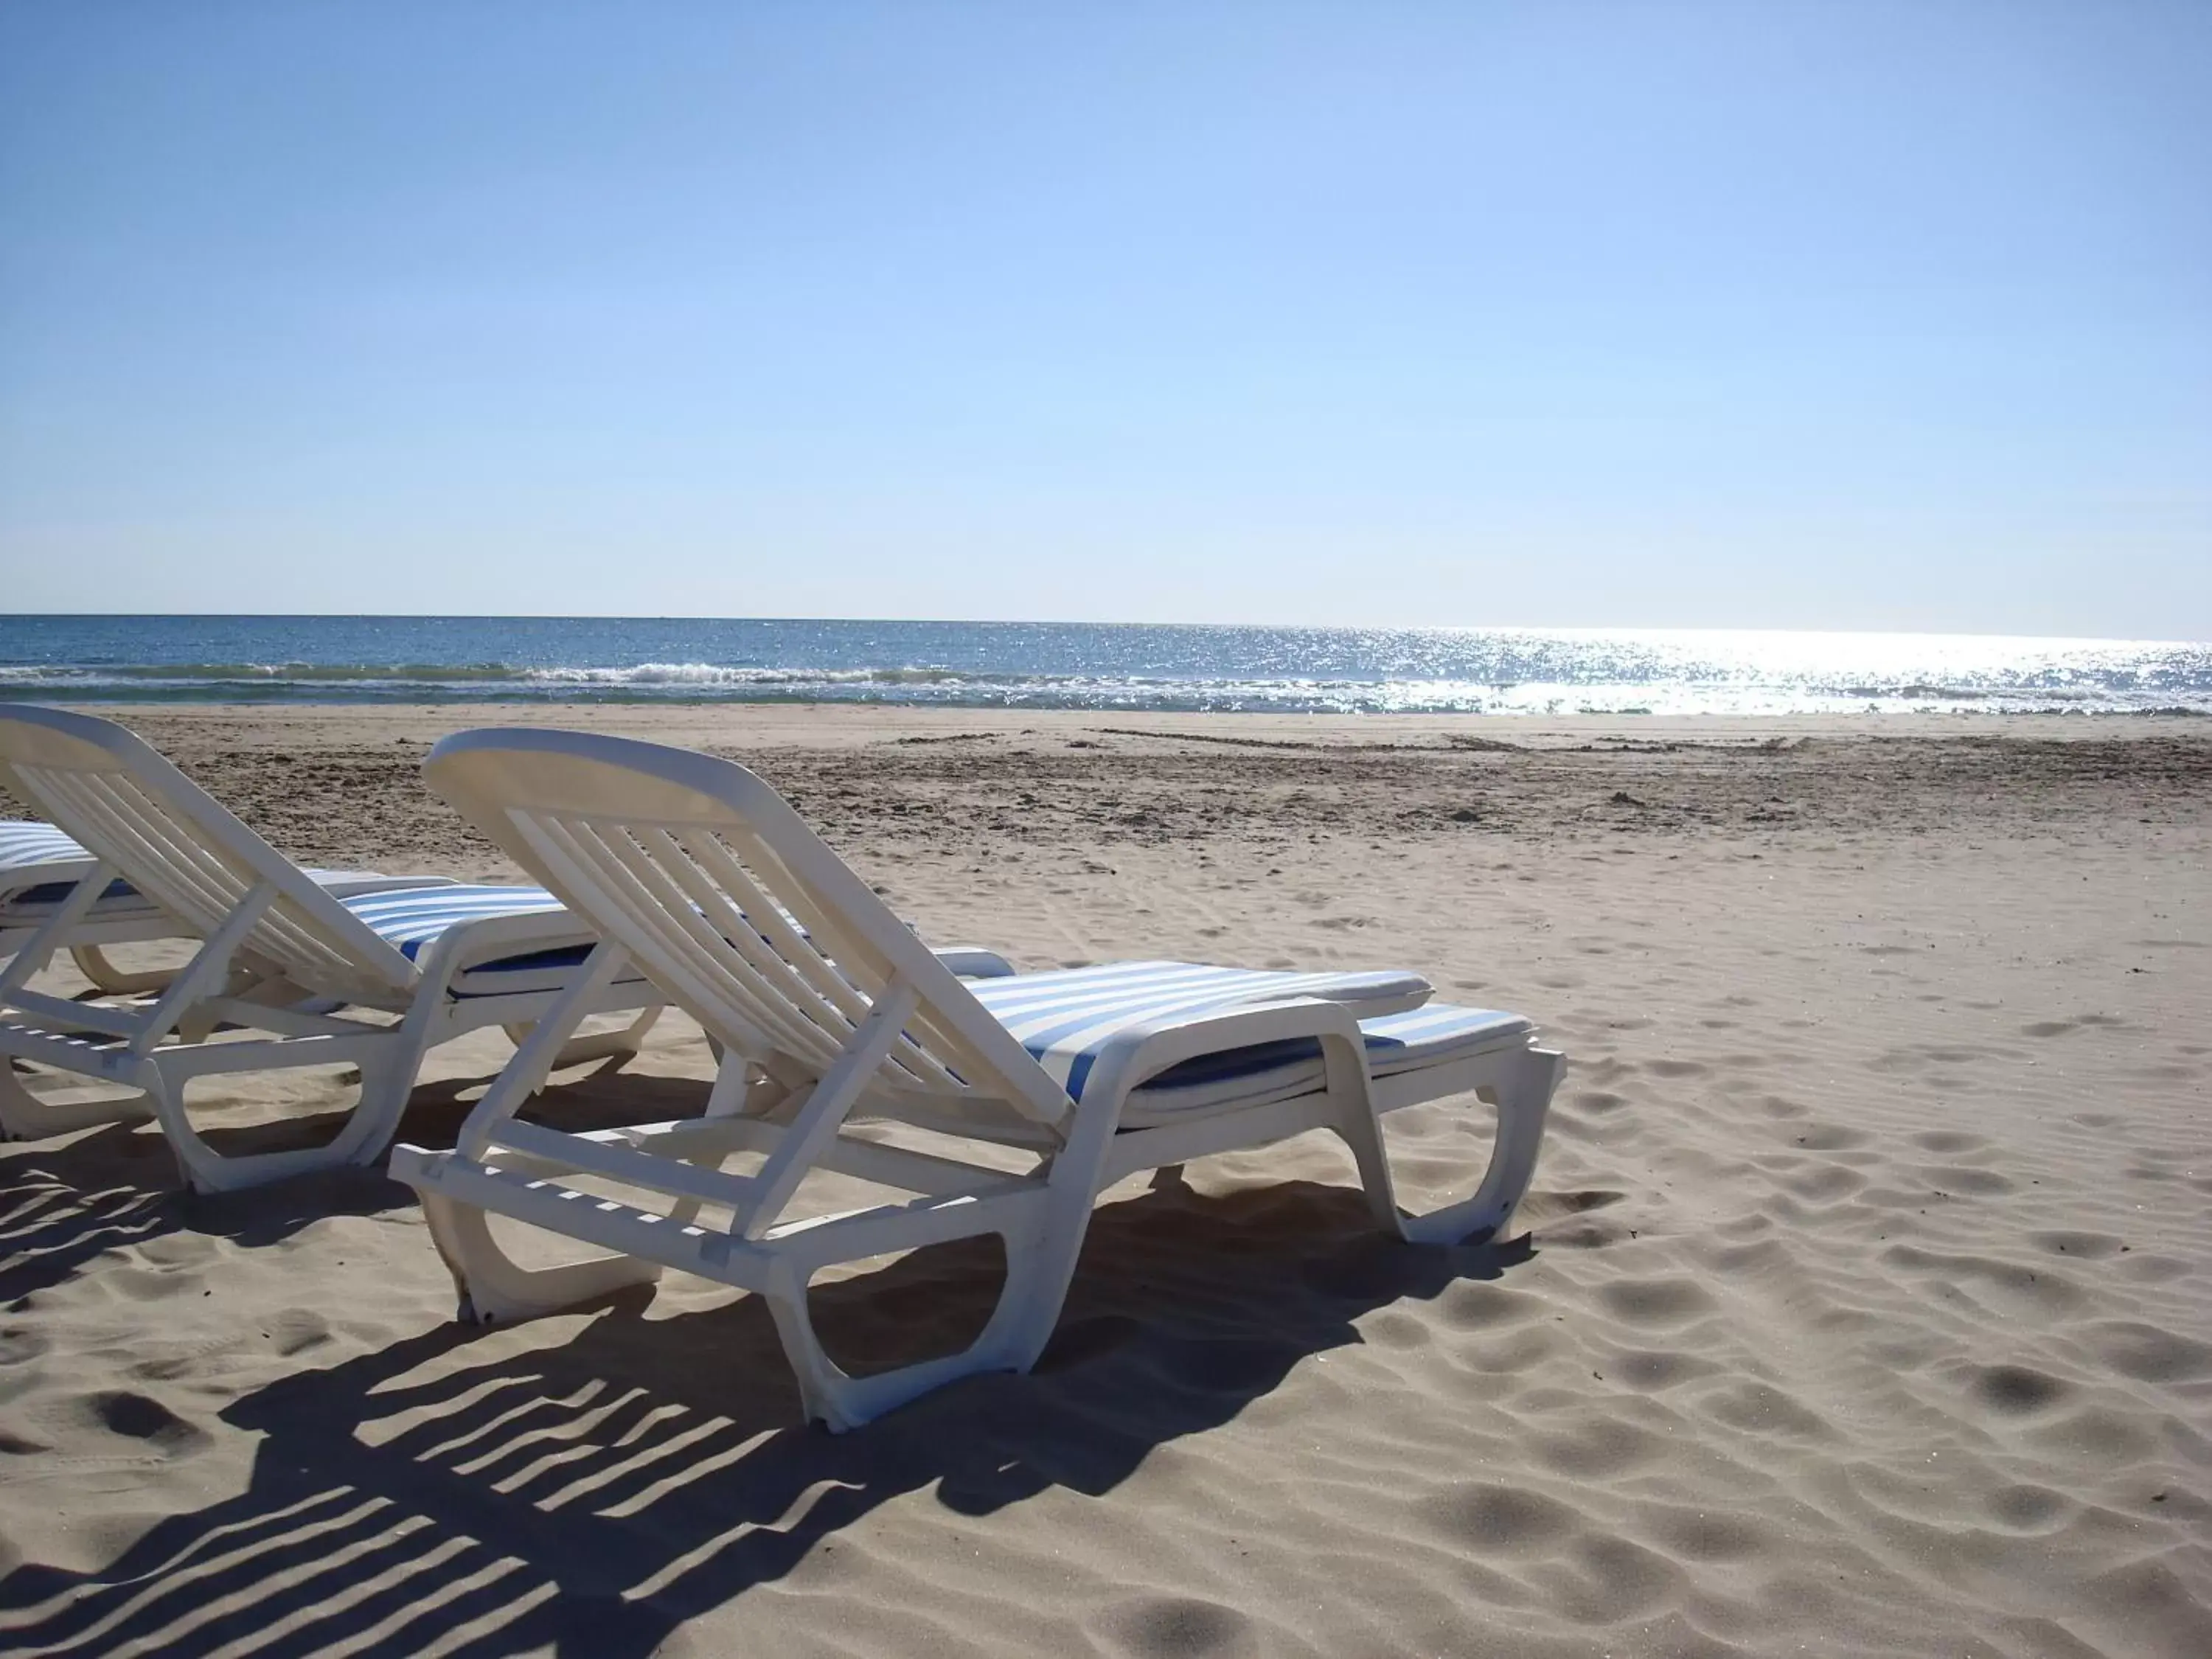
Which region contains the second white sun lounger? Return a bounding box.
[393,728,1564,1430]
[0,706,666,1188]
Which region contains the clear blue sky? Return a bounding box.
[3,1,2206,636]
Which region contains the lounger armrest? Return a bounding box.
[1075,995,1369,1116]
[406,907,609,990]
[306,873,464,898]
[930,946,1017,979]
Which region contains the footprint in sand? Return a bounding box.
[1419,1485,1583,1551]
[1534,1416,1666,1478]
[1910,1129,1989,1154]
[2087,1321,2212,1385]
[1914,1165,2015,1197]
[1983,1484,2073,1531]
[1096,1596,1258,1658]
[80,1390,211,1457]
[1599,1347,1721,1391]
[1433,1281,1545,1330]
[1598,1277,1718,1328]
[1777,1164,1865,1203]
[1970,1363,2072,1416]
[1700,1380,1830,1439]
[1792,1123,1872,1151]
[1633,1501,1771,1562]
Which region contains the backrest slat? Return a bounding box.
[721,821,897,990]
[586,820,855,1063]
[628,827,881,1069]
[691,818,975,1093]
[32,770,235,935]
[91,772,272,944]
[660,828,874,1031]
[37,768,365,993]
[658,824,964,1092]
[0,707,419,1002]
[613,818,962,1096]
[427,729,1075,1131]
[507,809,801,1061]
[251,906,361,987]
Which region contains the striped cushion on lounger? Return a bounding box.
[339,884,985,1004]
[967,959,1436,1102]
[339,885,596,996]
[337,884,841,998]
[0,821,95,876]
[1,821,450,926]
[1119,1001,1533,1124]
[0,821,132,916]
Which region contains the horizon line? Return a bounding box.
[4,613,2206,649]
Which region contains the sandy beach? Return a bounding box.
[2,703,2208,1658]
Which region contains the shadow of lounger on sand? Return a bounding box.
[0,1173,1535,1659]
[0,1049,684,1304]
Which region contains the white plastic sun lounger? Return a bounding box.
[0,707,669,1189]
[392,728,1564,1431]
[2,817,459,993]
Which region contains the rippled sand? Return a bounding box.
[2,706,2207,1657]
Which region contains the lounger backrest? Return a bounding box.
[0,706,418,1003]
[423,727,1074,1133]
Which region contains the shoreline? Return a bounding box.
[13,695,2212,719]
[47,697,2212,744]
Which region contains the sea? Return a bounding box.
[1,616,2207,718]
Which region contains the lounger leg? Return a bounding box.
[501,1003,666,1071]
[0,1060,155,1140]
[414,1120,729,1324]
[987,1198,1100,1377]
[983,1103,1124,1376]
[419,1189,663,1324]
[1330,1103,1408,1236]
[750,1072,1097,1431]
[153,1041,431,1194]
[68,945,173,997]
[1315,1032,1408,1234]
[1382,1046,1565,1246]
[759,1200,1065,1433]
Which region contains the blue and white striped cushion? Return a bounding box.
[0,821,127,915]
[338,886,977,1002]
[967,959,1435,1103]
[1121,1001,1532,1122]
[0,818,456,928]
[0,821,94,876]
[338,885,595,995]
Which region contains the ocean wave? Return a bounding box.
[120,661,533,683]
[2,636,2208,716]
[3,661,539,684]
[3,660,1080,689]
[518,662,1043,687]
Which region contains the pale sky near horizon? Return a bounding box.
[2,1,2207,638]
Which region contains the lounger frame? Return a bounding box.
[394,728,1562,1430]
